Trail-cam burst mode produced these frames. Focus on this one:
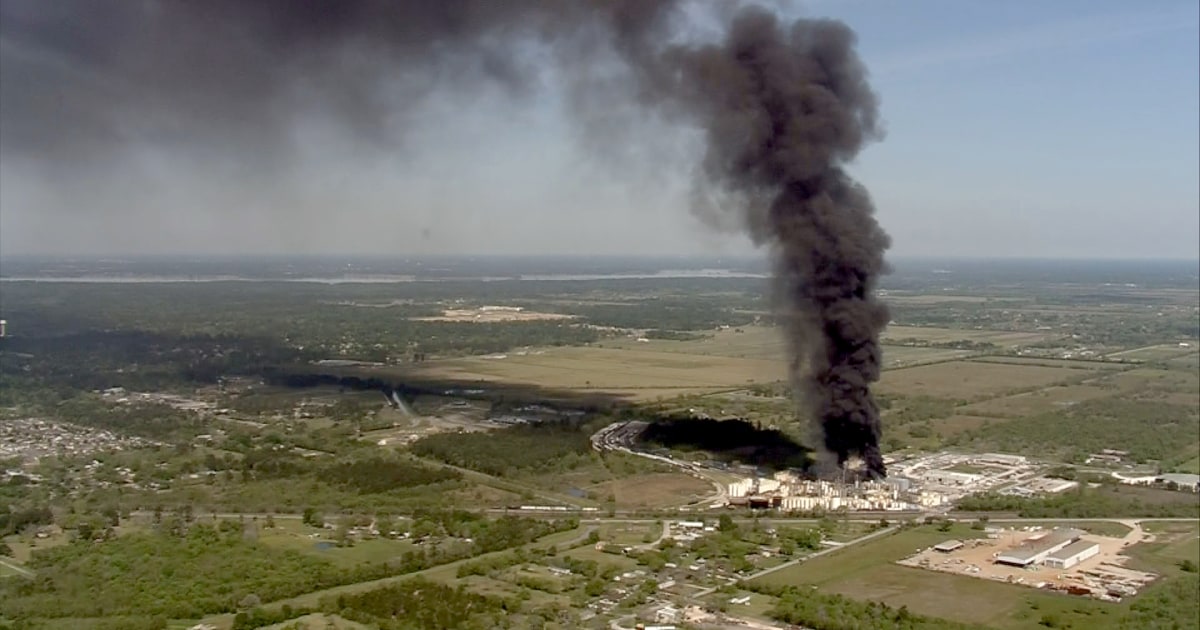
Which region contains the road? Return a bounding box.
[691,525,902,599]
[0,557,34,578]
[628,520,670,551]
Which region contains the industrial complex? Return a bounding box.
[900,525,1159,601]
[593,420,1074,513]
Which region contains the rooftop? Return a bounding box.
[998,528,1084,563]
[1048,539,1099,561]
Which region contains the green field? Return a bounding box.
[878,361,1089,400]
[254,520,417,568]
[882,325,1058,347]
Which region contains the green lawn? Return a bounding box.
[752,525,985,588]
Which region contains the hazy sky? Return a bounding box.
[1,0,1197,259]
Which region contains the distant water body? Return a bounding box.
[0,269,768,284]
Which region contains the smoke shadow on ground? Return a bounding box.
[268,366,816,472]
[639,416,814,472]
[265,364,637,415]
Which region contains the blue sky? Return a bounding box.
[813,0,1199,258]
[1,0,1196,259]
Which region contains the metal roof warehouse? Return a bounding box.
[995,528,1085,567]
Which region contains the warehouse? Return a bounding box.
[995,528,1084,567]
[1043,540,1100,569]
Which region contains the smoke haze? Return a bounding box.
[0,0,890,473]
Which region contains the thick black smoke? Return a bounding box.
[0,0,890,476]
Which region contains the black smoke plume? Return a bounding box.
[0,0,890,476]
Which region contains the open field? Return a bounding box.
[600,325,784,359]
[413,308,575,322]
[880,345,976,366]
[594,522,658,546]
[965,356,1130,370]
[1105,344,1197,362]
[424,345,785,399]
[878,361,1088,400]
[604,325,977,366]
[255,520,417,568]
[421,329,1078,401]
[562,546,641,570]
[927,414,1000,437]
[586,472,714,509]
[958,384,1116,417]
[1125,522,1200,574]
[882,325,1059,347]
[752,525,987,589]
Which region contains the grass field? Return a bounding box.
[881,325,1057,347]
[927,414,999,437]
[965,356,1130,370]
[561,546,640,570]
[594,522,658,545]
[878,361,1087,400]
[1105,344,1197,362]
[586,473,714,509]
[880,345,976,366]
[253,519,416,568]
[422,324,1022,401]
[1125,522,1200,574]
[957,384,1115,417]
[425,344,784,400]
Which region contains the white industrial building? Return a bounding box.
[995,528,1085,567]
[924,470,983,486]
[975,453,1027,467]
[1043,540,1100,569]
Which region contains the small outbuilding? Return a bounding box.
[933,539,964,553]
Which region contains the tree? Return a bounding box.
[718,514,737,534]
[0,541,11,557]
[302,507,322,528]
[264,514,276,529]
